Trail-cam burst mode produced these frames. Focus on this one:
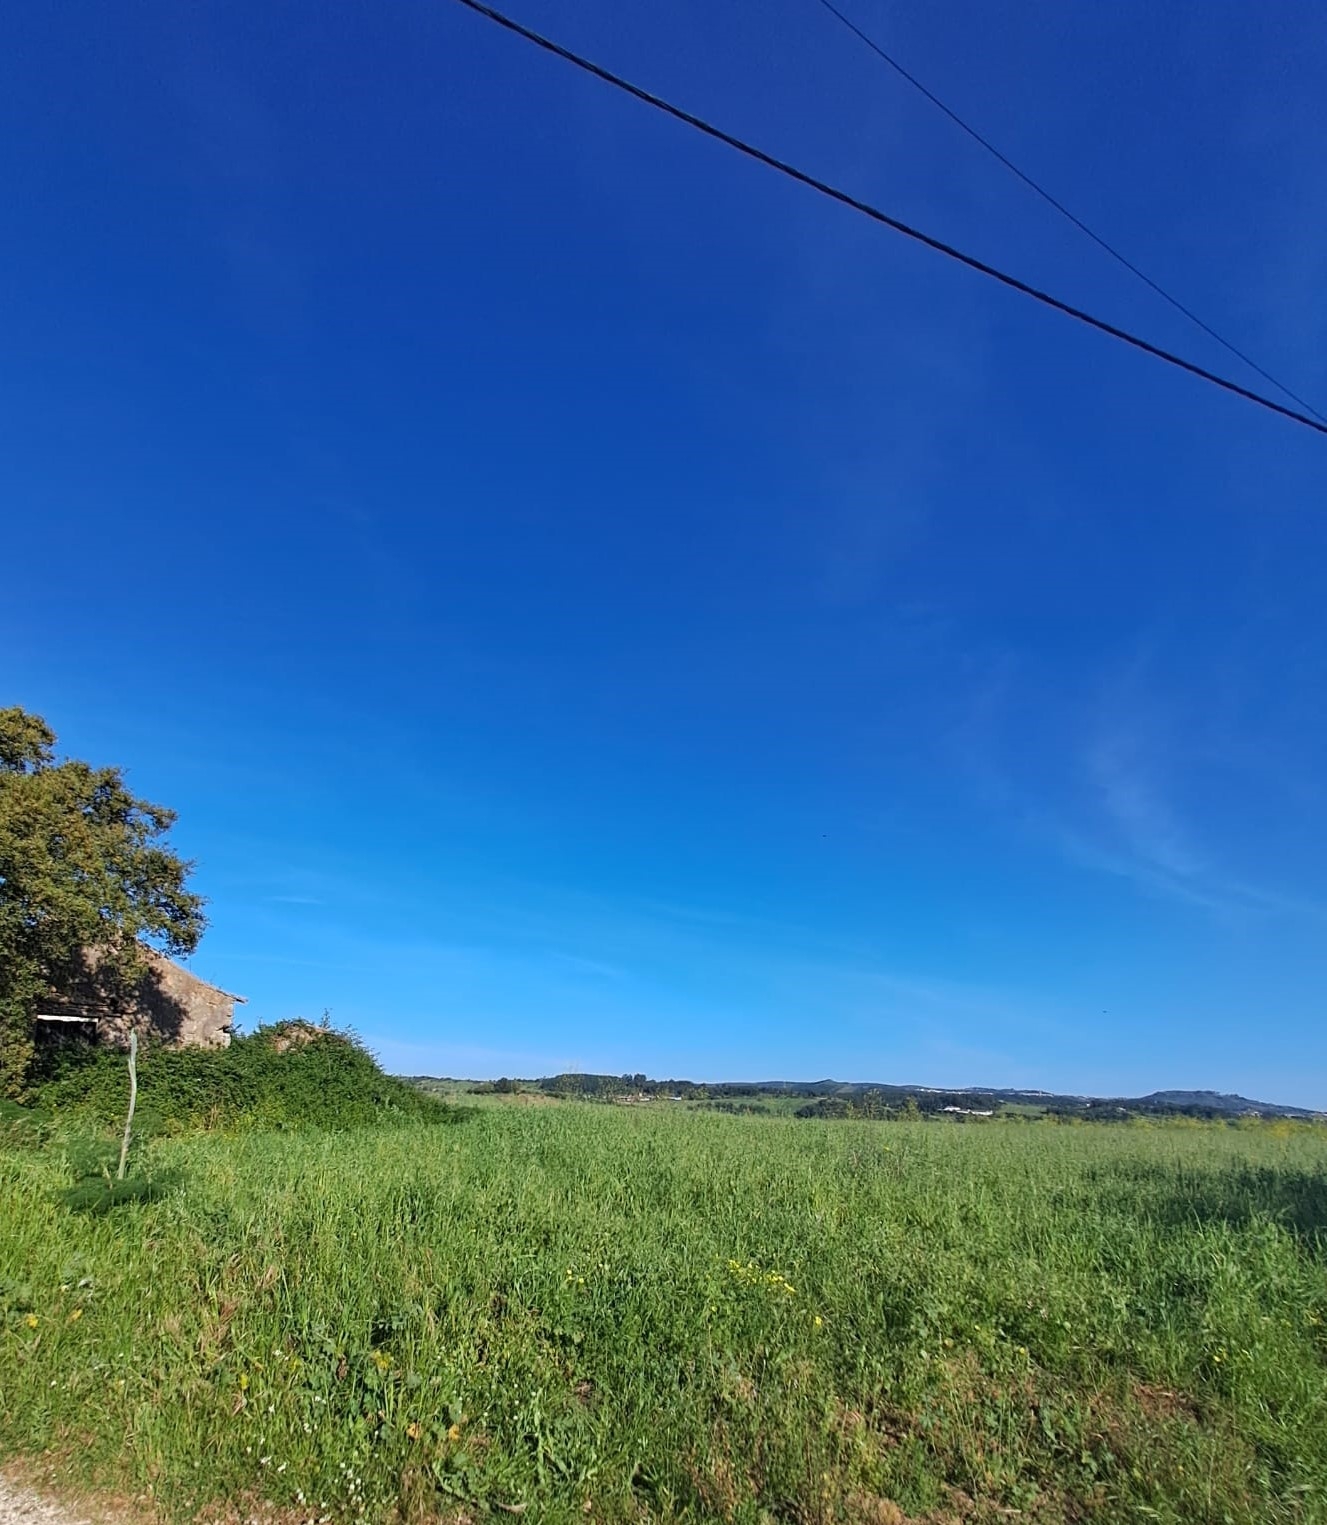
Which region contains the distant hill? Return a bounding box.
[1138,1089,1320,1117]
[407,1072,1323,1120]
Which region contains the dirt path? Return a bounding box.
[0,1479,93,1525]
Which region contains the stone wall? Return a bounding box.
[100,948,238,1050]
[47,946,240,1051]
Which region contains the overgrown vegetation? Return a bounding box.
[3,1105,1326,1523]
[29,1023,457,1134]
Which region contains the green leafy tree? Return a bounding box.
[0,707,206,1097]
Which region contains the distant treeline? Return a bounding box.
[485,1074,1004,1117]
[467,1074,791,1100]
[436,1073,1322,1124]
[794,1091,998,1120]
[531,1074,785,1101]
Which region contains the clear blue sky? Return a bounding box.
[4,1,1325,1103]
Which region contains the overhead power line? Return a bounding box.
[812,0,1325,424]
[448,0,1327,440]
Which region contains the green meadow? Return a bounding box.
[4,1090,1327,1524]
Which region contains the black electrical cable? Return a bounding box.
[813,0,1325,424]
[449,0,1327,440]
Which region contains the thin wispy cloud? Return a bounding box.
[1075,717,1327,922]
[549,951,625,981]
[1087,727,1208,884]
[954,649,1327,925]
[1048,821,1232,916]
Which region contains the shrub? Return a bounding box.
[28,1022,460,1134]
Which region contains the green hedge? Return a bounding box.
[30,1023,458,1133]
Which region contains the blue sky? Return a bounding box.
[4,0,1326,1103]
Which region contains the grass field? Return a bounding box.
[3,1102,1327,1524]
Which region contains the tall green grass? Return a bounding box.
[2,1107,1326,1523]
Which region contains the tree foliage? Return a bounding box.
[0,707,206,1096]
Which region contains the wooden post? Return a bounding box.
[116,1030,138,1181]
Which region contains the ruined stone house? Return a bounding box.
[36,945,245,1050]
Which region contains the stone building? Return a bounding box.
[36,945,245,1050]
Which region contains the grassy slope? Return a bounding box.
[2,1107,1327,1523]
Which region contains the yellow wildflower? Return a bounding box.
[24,1314,39,1330]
